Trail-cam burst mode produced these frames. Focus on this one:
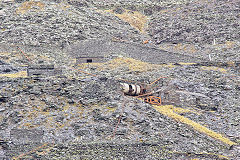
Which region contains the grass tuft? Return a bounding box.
[16,1,45,14]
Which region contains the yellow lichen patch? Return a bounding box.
[105,9,148,33]
[0,116,3,124]
[163,105,199,115]
[0,71,27,78]
[42,111,50,116]
[161,62,194,68]
[75,57,231,77]
[76,57,200,74]
[22,122,36,128]
[201,66,227,73]
[105,106,117,112]
[103,57,158,72]
[160,9,169,14]
[77,62,103,70]
[178,62,197,65]
[16,1,45,14]
[227,61,236,67]
[173,43,197,54]
[63,104,70,112]
[0,52,11,56]
[161,63,176,68]
[225,41,236,48]
[56,1,70,11]
[213,41,238,50]
[35,144,53,157]
[19,64,29,67]
[153,105,236,146]
[18,96,85,130]
[159,43,197,54]
[71,58,77,65]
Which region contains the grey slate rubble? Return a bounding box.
[0,62,239,159]
[0,0,239,159]
[0,0,148,48]
[148,0,240,61]
[149,1,240,45]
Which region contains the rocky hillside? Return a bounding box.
[0,0,239,159]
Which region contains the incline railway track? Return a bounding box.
[1,42,239,72]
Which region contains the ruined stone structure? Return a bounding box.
[27,64,62,77]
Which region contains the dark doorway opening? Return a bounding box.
[87,59,93,63]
